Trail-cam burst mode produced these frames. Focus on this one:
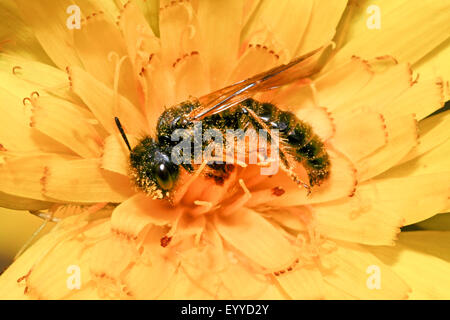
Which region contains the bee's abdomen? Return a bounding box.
[244,99,330,186]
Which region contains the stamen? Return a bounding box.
[12,66,22,75]
[297,78,319,107]
[375,55,399,65]
[108,52,129,116]
[279,48,291,65]
[160,235,172,247]
[245,186,287,208]
[22,97,32,106]
[17,270,31,283]
[29,210,61,223]
[12,65,69,93]
[329,40,337,50]
[14,217,51,260]
[220,179,252,216]
[239,178,251,196]
[173,162,208,205]
[194,200,213,211]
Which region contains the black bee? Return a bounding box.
[115,47,332,200]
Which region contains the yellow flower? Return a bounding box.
[0,0,449,300]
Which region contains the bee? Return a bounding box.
[115,46,332,200]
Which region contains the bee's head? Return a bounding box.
[129,137,179,199]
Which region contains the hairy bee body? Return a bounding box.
[120,47,332,199]
[155,98,330,187]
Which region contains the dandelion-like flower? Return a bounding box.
[0,0,449,299]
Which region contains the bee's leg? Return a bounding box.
[241,105,312,194]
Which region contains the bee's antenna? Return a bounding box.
[114,117,132,151]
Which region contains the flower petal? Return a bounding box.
[101,133,140,176]
[332,62,412,116]
[89,234,140,299]
[122,225,178,299]
[400,110,450,165]
[296,107,335,141]
[368,231,450,299]
[26,239,94,299]
[275,265,325,299]
[157,266,215,299]
[312,193,402,246]
[0,231,59,299]
[173,53,209,102]
[415,39,450,101]
[331,111,388,162]
[321,282,355,300]
[118,0,158,70]
[42,158,134,203]
[0,215,108,299]
[331,0,450,66]
[261,149,357,206]
[321,242,410,299]
[382,137,450,180]
[68,66,147,135]
[296,0,348,56]
[218,261,270,299]
[0,88,73,154]
[370,173,450,226]
[214,208,298,272]
[111,193,180,240]
[73,13,139,106]
[197,0,243,89]
[31,96,103,158]
[228,45,280,84]
[316,56,374,111]
[0,154,75,201]
[356,114,418,181]
[0,53,75,101]
[385,77,445,121]
[0,1,52,64]
[14,0,85,69]
[243,0,314,61]
[159,0,198,65]
[314,172,450,239]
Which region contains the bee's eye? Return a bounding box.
[155,163,175,190]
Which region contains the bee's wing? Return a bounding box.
[189,46,330,120]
